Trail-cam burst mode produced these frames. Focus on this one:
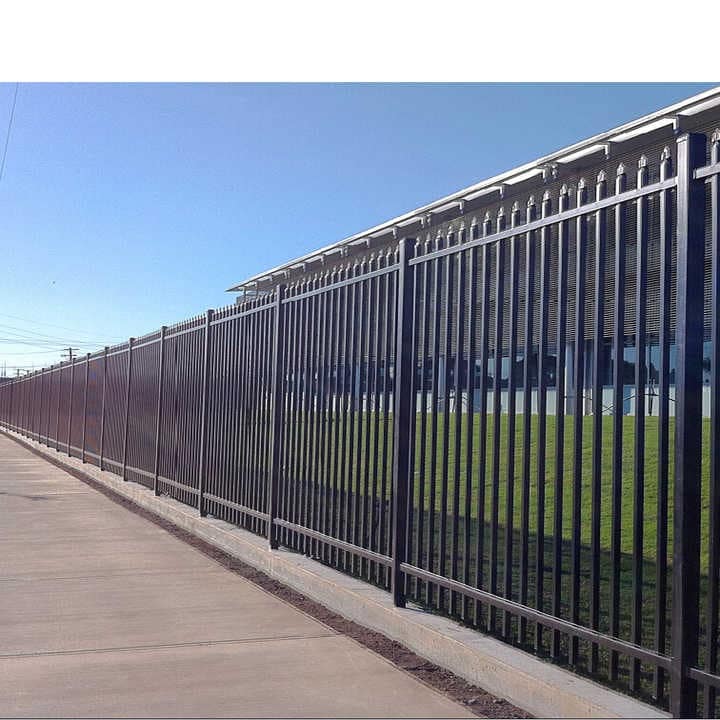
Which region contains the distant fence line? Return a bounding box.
[3,128,720,718]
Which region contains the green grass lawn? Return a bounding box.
[411,413,682,562]
[304,410,711,568]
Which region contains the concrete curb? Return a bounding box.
[2,428,669,719]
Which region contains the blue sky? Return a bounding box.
[0,82,715,373]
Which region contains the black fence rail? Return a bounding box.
[3,126,720,717]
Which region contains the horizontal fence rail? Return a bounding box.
[3,128,720,717]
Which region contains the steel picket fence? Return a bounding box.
[4,127,720,717]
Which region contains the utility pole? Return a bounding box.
[61,347,80,363]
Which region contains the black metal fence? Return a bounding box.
[2,128,720,717]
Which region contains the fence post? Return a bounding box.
[7,378,12,430]
[671,131,705,718]
[268,286,286,549]
[391,237,415,607]
[67,357,74,456]
[198,310,213,517]
[99,346,109,471]
[37,371,43,440]
[39,368,45,443]
[122,339,134,480]
[54,366,62,451]
[154,327,167,496]
[81,354,90,463]
[48,367,53,443]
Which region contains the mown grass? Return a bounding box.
[305,411,711,568]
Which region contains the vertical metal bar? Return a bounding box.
[340,269,353,565]
[519,196,536,645]
[257,300,270,531]
[39,367,45,442]
[705,129,720,717]
[654,147,672,701]
[570,179,588,666]
[20,377,25,434]
[269,286,286,549]
[535,191,552,652]
[169,334,181,498]
[551,184,570,659]
[670,132,705,719]
[47,367,53,443]
[451,230,466,617]
[380,251,394,585]
[392,237,415,608]
[40,369,44,440]
[81,354,90,463]
[303,279,317,554]
[292,282,305,550]
[297,287,310,545]
[67,357,75,457]
[631,156,649,691]
[352,268,365,567]
[407,246,421,601]
[48,367,54,444]
[503,204,520,639]
[27,374,32,436]
[369,263,382,575]
[462,235,478,621]
[590,171,607,673]
[321,274,335,562]
[33,371,37,438]
[246,302,261,532]
[39,367,44,442]
[414,238,431,584]
[31,371,36,438]
[154,327,167,496]
[46,367,51,443]
[427,236,442,606]
[37,370,43,433]
[122,339,134,480]
[439,231,453,611]
[54,365,62,450]
[329,272,342,564]
[490,207,506,632]
[23,375,29,436]
[99,347,109,470]
[609,164,627,682]
[360,262,374,573]
[258,300,272,532]
[475,214,492,629]
[263,299,276,534]
[218,316,230,518]
[236,305,252,525]
[198,310,214,517]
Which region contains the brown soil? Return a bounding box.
[9,434,531,719]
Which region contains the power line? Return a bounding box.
[0,348,80,355]
[0,82,18,187]
[0,311,125,341]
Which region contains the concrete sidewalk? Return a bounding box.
[0,435,471,718]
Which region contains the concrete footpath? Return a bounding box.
[0,435,471,718]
